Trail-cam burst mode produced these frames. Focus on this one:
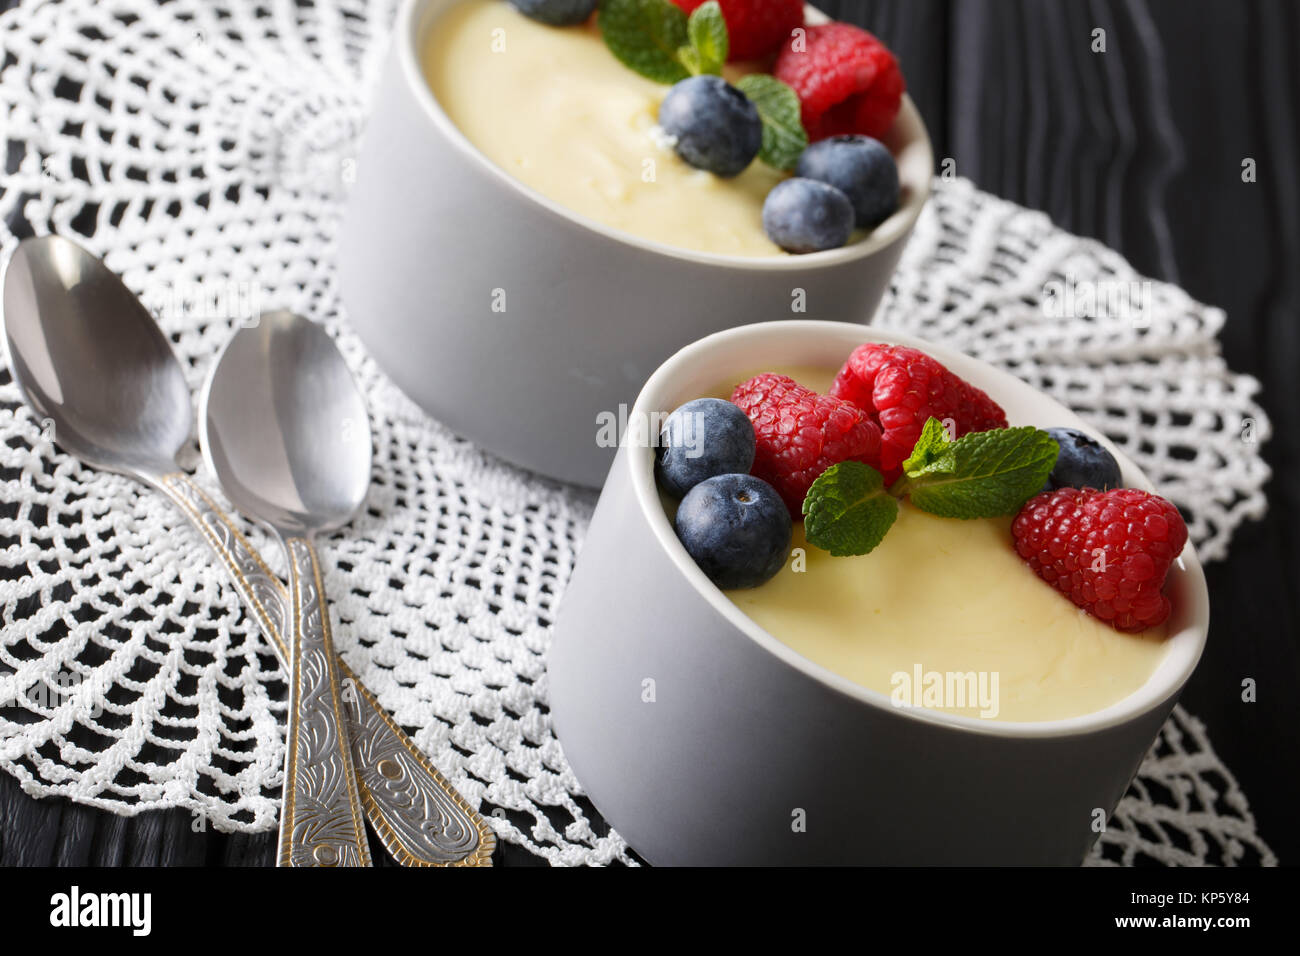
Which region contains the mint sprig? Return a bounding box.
[680,1,727,76]
[899,419,1060,519]
[735,74,808,171]
[803,462,899,557]
[599,0,691,85]
[895,416,953,479]
[800,419,1060,556]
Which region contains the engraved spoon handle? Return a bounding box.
[156,472,495,866]
[278,534,372,867]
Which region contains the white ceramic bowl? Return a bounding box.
[338,0,933,486]
[548,320,1209,865]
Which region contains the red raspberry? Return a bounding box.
[731,373,883,515]
[773,22,904,141]
[1012,488,1188,633]
[829,343,1008,475]
[669,0,804,61]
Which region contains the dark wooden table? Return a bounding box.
[2,0,1296,866]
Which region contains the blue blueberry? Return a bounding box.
[656,399,756,499]
[658,75,762,178]
[675,474,792,589]
[796,135,900,229]
[1043,427,1123,491]
[508,0,596,26]
[762,178,855,254]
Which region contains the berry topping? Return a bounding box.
[796,134,900,229]
[669,0,805,61]
[1042,427,1123,492]
[675,473,792,589]
[508,0,597,27]
[773,22,905,142]
[1012,488,1188,632]
[655,398,757,498]
[830,343,1008,475]
[659,74,763,177]
[731,373,883,514]
[761,177,855,253]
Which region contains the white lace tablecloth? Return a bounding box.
[0,0,1278,866]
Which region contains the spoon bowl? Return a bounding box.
[200,310,371,535]
[2,235,190,478]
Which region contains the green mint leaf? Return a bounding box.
[599,0,691,85]
[683,0,728,75]
[734,74,808,170]
[802,461,900,557]
[677,44,705,76]
[905,421,1060,519]
[900,416,956,479]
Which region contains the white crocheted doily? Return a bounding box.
[0,0,1276,866]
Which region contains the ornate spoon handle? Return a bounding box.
[278,535,372,867]
[156,472,495,866]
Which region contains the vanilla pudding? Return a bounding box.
[424,0,801,256]
[696,366,1169,723]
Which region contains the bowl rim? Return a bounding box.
[626,320,1211,739]
[396,0,934,270]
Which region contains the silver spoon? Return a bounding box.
[199,310,380,867]
[2,236,494,866]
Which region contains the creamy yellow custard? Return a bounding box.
[423,0,792,256]
[700,366,1169,723]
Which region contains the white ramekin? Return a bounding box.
[548,320,1209,865]
[338,0,933,486]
